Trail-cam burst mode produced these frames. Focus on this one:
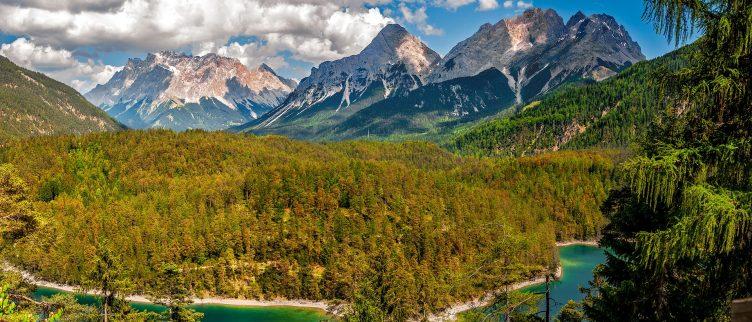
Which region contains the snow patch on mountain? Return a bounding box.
[85,51,295,130]
[427,9,644,102]
[255,24,441,128]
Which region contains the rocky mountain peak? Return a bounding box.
[428,8,566,84]
[258,63,275,74]
[249,23,441,129]
[374,24,411,44]
[85,51,295,131]
[428,8,644,102]
[354,23,441,78]
[566,11,588,28]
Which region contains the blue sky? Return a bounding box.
[408,0,683,59]
[0,0,694,92]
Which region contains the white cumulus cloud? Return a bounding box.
[0,37,121,92]
[503,0,532,9]
[432,0,475,10]
[0,1,393,65]
[477,0,499,11]
[400,4,444,36]
[516,1,533,9]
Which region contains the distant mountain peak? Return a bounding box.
[428,8,644,101]
[258,63,275,73]
[378,23,411,40]
[357,23,440,77]
[85,51,295,131]
[244,23,441,130]
[566,11,588,28]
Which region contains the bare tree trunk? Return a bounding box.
[103,291,109,322]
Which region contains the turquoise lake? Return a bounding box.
[32,244,604,321]
[32,287,332,322]
[521,244,606,316]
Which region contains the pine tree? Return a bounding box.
[150,264,203,322]
[585,0,752,320]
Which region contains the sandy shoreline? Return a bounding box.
[425,240,599,321]
[3,263,334,313]
[425,266,563,322]
[5,241,599,320]
[555,240,599,247]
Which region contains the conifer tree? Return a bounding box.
[585,0,751,320]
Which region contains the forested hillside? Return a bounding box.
[451,45,692,156]
[0,130,615,320]
[0,56,122,141]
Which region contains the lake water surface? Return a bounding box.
[32,287,331,322]
[521,244,606,316]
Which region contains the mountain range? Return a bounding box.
[12,8,645,140]
[234,8,644,139]
[85,52,296,131]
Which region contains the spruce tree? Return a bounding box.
[585,0,751,320]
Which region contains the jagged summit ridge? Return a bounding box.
[85,51,295,131]
[254,23,441,128]
[428,8,645,103]
[428,8,565,84]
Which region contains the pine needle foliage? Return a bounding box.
[585,0,752,320]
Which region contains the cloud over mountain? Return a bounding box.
[0,1,393,63]
[0,37,120,92]
[0,0,535,91]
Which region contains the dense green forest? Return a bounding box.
[0,56,122,141]
[582,0,752,321]
[451,44,692,156]
[0,130,616,320]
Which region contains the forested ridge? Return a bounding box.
[0,55,122,141]
[0,130,616,320]
[451,44,693,156]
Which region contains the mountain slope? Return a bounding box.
[451,44,692,155]
[429,9,644,103]
[236,24,441,137]
[0,55,121,141]
[86,52,295,131]
[306,9,645,141]
[238,9,644,140]
[319,68,516,139]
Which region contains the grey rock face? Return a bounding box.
[429,9,645,103]
[85,51,295,131]
[253,24,442,128]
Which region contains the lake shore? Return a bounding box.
[6,241,600,321]
[425,266,563,322]
[2,263,336,314]
[425,241,599,322]
[555,240,599,247]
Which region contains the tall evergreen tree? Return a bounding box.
[149,264,203,322]
[585,0,751,320]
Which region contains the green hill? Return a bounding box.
[0,55,122,141]
[450,45,693,155]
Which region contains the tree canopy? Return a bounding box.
[584,0,752,320]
